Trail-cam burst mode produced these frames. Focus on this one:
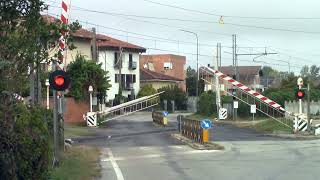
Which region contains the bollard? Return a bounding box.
[202,129,209,143]
[163,117,168,125]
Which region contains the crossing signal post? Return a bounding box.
[297,77,304,114]
[49,70,71,91]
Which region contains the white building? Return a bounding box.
[97,34,146,103]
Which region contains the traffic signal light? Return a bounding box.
[49,70,70,91]
[296,89,305,99]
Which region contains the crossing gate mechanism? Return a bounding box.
[83,92,163,127]
[200,66,308,131]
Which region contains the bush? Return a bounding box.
[0,102,52,179]
[137,84,157,98]
[199,91,217,116]
[158,85,187,110]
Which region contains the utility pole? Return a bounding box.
[180,29,199,112]
[117,47,124,102]
[215,43,221,120]
[91,27,97,62]
[52,63,59,166]
[307,83,311,132]
[232,34,238,121]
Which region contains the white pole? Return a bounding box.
[299,85,302,114]
[47,86,49,109]
[89,85,93,112]
[45,79,50,110]
[90,92,93,112]
[215,43,221,117]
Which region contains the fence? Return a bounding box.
[177,115,209,143]
[285,101,320,116]
[152,111,168,126]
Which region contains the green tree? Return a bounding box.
[137,84,157,98]
[186,66,204,96]
[0,1,79,178]
[66,54,111,101]
[198,90,216,116]
[158,85,187,110]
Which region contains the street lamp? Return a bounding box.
[88,85,93,112]
[180,29,199,111]
[45,79,50,110]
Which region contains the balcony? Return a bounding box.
[122,83,134,90]
[129,61,137,70]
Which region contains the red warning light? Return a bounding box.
[54,75,65,86]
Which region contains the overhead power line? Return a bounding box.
[46,12,314,68]
[48,4,320,34]
[142,0,320,20]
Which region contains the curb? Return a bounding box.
[261,133,320,140]
[171,133,225,150]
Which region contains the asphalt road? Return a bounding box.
[75,112,320,180]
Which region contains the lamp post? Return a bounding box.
[180,29,199,111]
[88,85,93,112]
[45,79,50,110]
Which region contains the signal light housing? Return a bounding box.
[49,70,70,91]
[296,89,305,99]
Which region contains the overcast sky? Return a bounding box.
[44,0,320,74]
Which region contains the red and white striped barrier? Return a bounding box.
[57,0,70,70]
[201,66,286,112]
[13,93,24,102]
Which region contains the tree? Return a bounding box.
[158,85,187,110]
[186,66,204,96]
[67,54,111,101]
[0,1,79,178]
[137,84,157,98]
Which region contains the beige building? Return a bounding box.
[140,68,183,90]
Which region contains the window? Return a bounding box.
[114,52,119,66]
[121,74,125,84]
[164,62,173,70]
[129,54,133,64]
[126,74,132,83]
[133,74,136,83]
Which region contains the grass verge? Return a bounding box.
[250,119,293,133]
[50,145,101,180]
[64,126,95,137]
[185,113,216,121]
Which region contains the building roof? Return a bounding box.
[219,66,262,75]
[140,69,183,82]
[42,15,146,52]
[141,54,186,58]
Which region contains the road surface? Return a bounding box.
[74,112,320,180]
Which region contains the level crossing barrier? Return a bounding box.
[200,66,297,129]
[177,116,209,143]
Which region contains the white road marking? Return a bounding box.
[101,149,222,162]
[106,148,125,180]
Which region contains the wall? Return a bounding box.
[285,101,320,115]
[98,50,140,101]
[141,81,176,90]
[43,97,89,124]
[140,54,186,91]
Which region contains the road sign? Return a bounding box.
[201,119,212,129]
[250,105,256,114]
[233,101,238,109]
[163,111,168,117]
[219,108,228,120]
[86,112,97,127]
[297,77,303,86]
